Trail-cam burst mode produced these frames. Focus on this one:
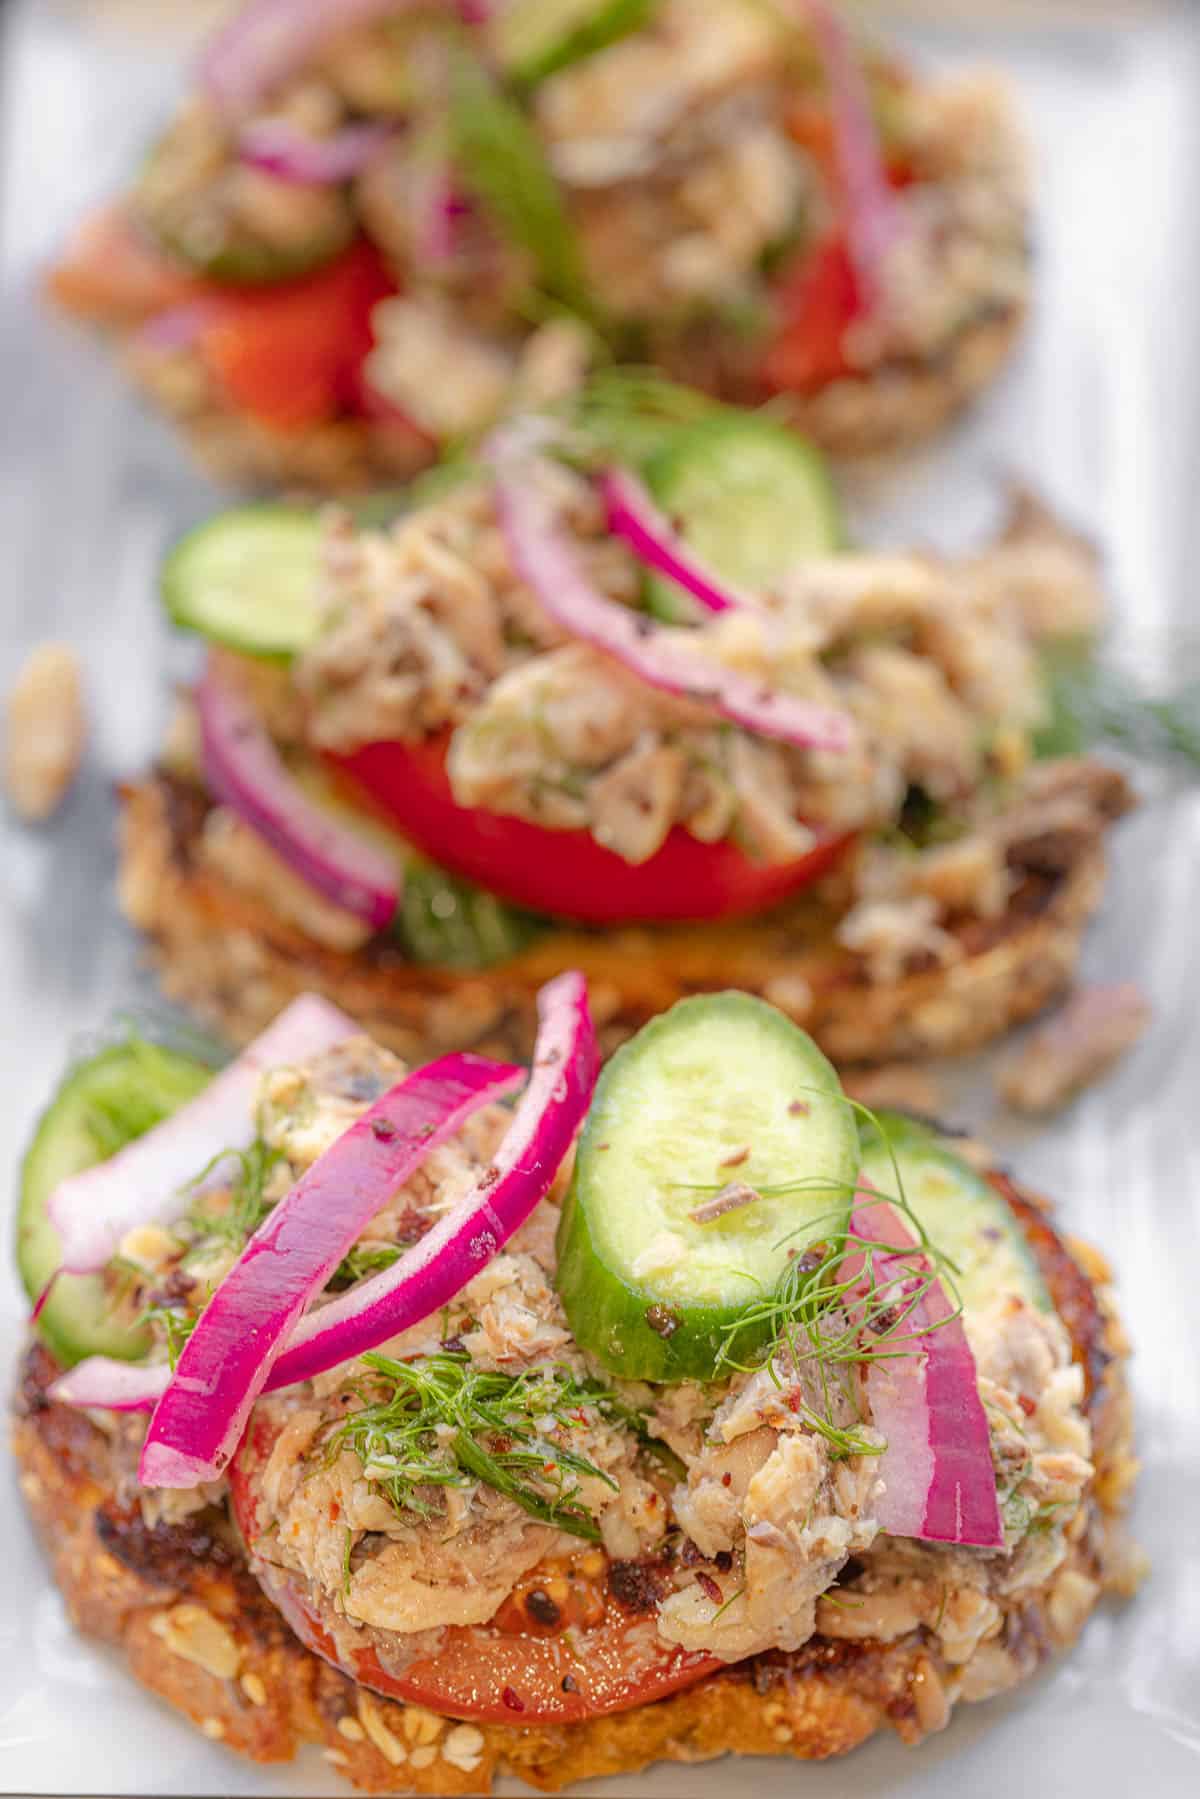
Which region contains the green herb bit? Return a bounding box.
[330,1241,403,1291]
[449,51,593,320]
[137,1300,197,1371]
[1035,644,1200,770]
[328,1351,655,1542]
[710,1095,965,1460]
[570,367,726,468]
[184,1139,282,1256]
[81,1033,215,1161]
[396,860,545,970]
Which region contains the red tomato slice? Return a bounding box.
[331,733,852,926]
[231,1413,719,1725]
[199,238,397,432]
[762,233,862,394]
[47,205,204,323]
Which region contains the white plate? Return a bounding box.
[1,2,1198,1792]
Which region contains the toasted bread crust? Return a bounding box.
[119,766,1117,1068]
[766,304,1026,461]
[11,1181,1140,1795]
[129,301,1024,493]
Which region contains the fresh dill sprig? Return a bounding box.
[82,1034,213,1160]
[330,1241,403,1290]
[701,1094,965,1460]
[1035,645,1200,770]
[567,367,727,467]
[137,1300,196,1371]
[326,1351,658,1543]
[183,1139,281,1257]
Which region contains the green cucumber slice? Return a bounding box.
[18,1041,213,1368]
[162,506,324,660]
[642,413,843,622]
[495,0,656,86]
[858,1112,1051,1316]
[555,992,859,1381]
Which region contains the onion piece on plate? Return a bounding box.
[137,1052,523,1487]
[199,660,400,930]
[269,969,596,1387]
[797,0,902,308]
[488,438,853,754]
[50,972,595,1415]
[238,118,394,186]
[846,1185,1003,1549]
[600,466,746,615]
[47,994,357,1278]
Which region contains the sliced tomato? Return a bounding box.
[47,205,203,323]
[762,233,861,395]
[231,1412,719,1725]
[330,733,852,926]
[199,238,397,432]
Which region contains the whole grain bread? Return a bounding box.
[118,758,1130,1068]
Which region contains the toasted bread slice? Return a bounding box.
[117,758,1131,1067]
[10,1173,1139,1794]
[120,301,1025,493]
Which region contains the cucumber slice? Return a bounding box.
[556,993,859,1381]
[642,413,843,622]
[495,0,656,86]
[18,1041,213,1368]
[858,1112,1051,1316]
[162,507,324,660]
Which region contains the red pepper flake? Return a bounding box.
[721,1472,732,1488]
[502,1686,525,1713]
[694,1571,723,1606]
[328,1499,341,1521]
[1018,1394,1037,1417]
[788,1100,810,1116]
[718,1145,751,1169]
[370,1118,398,1142]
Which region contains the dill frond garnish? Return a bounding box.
[183,1139,281,1257]
[1035,643,1200,769]
[329,1241,403,1291]
[699,1095,965,1460]
[569,367,727,467]
[81,1034,213,1160]
[327,1351,657,1543]
[137,1300,196,1371]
